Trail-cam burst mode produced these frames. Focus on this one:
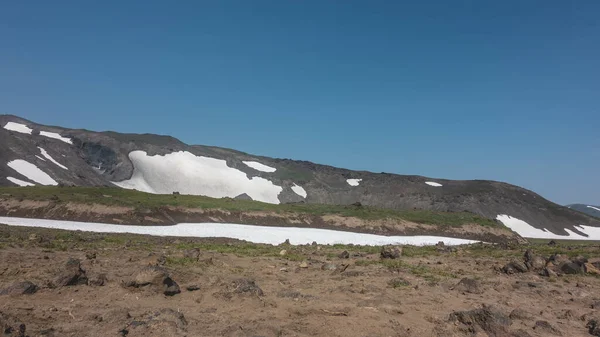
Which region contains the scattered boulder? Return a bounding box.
[449,305,512,337]
[509,308,533,321]
[380,246,402,259]
[523,249,546,271]
[549,254,569,266]
[541,267,558,278]
[558,261,585,275]
[338,250,350,259]
[585,263,600,275]
[548,240,557,246]
[533,320,562,336]
[186,284,200,291]
[587,319,600,336]
[85,252,97,260]
[183,248,201,261]
[502,260,528,274]
[573,255,589,264]
[454,278,484,294]
[230,278,264,296]
[53,258,88,287]
[279,249,287,256]
[0,281,38,295]
[299,261,309,268]
[122,308,187,337]
[127,266,181,296]
[89,273,108,286]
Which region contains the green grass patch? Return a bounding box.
[0,186,501,228]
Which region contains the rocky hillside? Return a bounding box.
[568,204,600,219]
[1,114,599,237]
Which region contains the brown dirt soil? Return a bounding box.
[0,199,523,244]
[1,225,600,336]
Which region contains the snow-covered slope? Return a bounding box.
[496,214,600,240]
[1,114,599,238]
[112,151,283,204]
[6,160,57,185]
[0,216,479,246]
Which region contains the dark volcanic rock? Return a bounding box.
[509,308,533,321]
[53,258,88,287]
[523,249,546,271]
[559,261,585,275]
[230,278,264,296]
[449,305,511,337]
[183,248,201,260]
[502,261,528,274]
[0,281,38,295]
[380,246,402,259]
[338,250,350,259]
[587,319,600,336]
[533,320,562,335]
[455,278,484,294]
[122,309,187,336]
[89,273,108,286]
[128,266,181,296]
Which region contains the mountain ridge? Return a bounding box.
[1,114,599,238]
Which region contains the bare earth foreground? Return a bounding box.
[2,224,600,337]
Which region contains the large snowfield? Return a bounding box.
[496,214,600,240]
[113,151,283,204]
[39,131,73,144]
[6,160,57,185]
[3,122,32,134]
[6,177,35,186]
[0,216,479,246]
[242,161,277,173]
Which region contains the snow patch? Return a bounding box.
[496,214,600,240]
[0,216,480,246]
[587,206,600,212]
[6,160,57,185]
[113,151,283,204]
[425,181,443,187]
[3,122,32,134]
[6,177,35,187]
[38,147,68,170]
[39,131,72,144]
[242,161,276,173]
[291,183,307,198]
[35,155,46,161]
[347,179,362,186]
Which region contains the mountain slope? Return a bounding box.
[1,114,599,238]
[567,204,600,219]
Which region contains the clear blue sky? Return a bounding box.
[1,1,598,205]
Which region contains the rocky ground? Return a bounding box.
[2,224,600,337]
